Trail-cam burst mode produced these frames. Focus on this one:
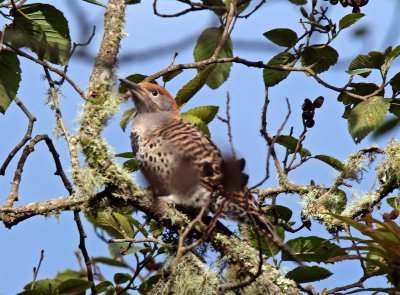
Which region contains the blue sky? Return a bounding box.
[0,0,399,293]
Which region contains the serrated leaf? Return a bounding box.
[6,4,71,65]
[57,279,92,294]
[180,113,210,137]
[338,83,383,108]
[301,45,338,74]
[339,13,365,30]
[283,236,346,262]
[263,28,298,47]
[348,96,390,143]
[263,52,295,87]
[313,155,344,171]
[115,152,134,158]
[118,74,147,94]
[181,105,219,124]
[95,281,114,293]
[193,27,232,89]
[162,69,183,83]
[349,51,385,71]
[387,197,400,210]
[175,65,216,107]
[286,266,332,283]
[96,212,124,238]
[114,273,132,285]
[275,135,311,157]
[346,69,371,78]
[109,242,143,258]
[0,51,21,114]
[93,256,129,268]
[82,0,106,7]
[113,212,134,237]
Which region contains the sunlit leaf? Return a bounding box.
[7,4,71,65]
[57,279,92,294]
[313,155,344,171]
[339,13,365,30]
[348,96,390,143]
[275,135,311,157]
[181,105,219,124]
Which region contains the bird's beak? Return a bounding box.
[119,79,143,94]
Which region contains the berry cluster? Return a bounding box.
[302,96,324,128]
[325,0,369,13]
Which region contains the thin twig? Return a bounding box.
[0,97,36,175]
[30,249,44,290]
[74,211,96,295]
[4,43,86,99]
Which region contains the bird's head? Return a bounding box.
[119,79,178,115]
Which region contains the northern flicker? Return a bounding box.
[119,79,300,263]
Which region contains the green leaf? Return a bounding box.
[0,51,21,114]
[113,212,134,237]
[301,45,339,74]
[17,290,48,295]
[283,236,346,262]
[181,105,219,124]
[263,28,298,48]
[225,0,250,14]
[82,0,107,7]
[371,117,400,139]
[348,96,390,143]
[127,0,141,4]
[201,0,226,15]
[109,242,143,258]
[349,51,386,71]
[115,152,134,158]
[275,135,311,157]
[247,225,285,257]
[180,113,210,137]
[57,279,92,294]
[118,74,147,94]
[120,107,136,132]
[95,281,114,294]
[193,27,233,89]
[389,99,400,118]
[24,279,60,291]
[339,13,365,30]
[175,65,217,107]
[96,211,124,238]
[7,4,71,65]
[313,155,344,171]
[263,205,293,222]
[114,273,132,285]
[263,52,295,87]
[387,197,400,210]
[345,69,371,78]
[138,274,162,294]
[288,0,307,4]
[286,265,332,283]
[389,72,400,94]
[122,159,139,172]
[92,256,129,268]
[162,69,183,83]
[55,269,86,281]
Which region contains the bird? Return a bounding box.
[119,79,300,263]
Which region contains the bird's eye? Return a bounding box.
[151,90,158,96]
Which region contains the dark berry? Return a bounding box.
[313,96,324,108]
